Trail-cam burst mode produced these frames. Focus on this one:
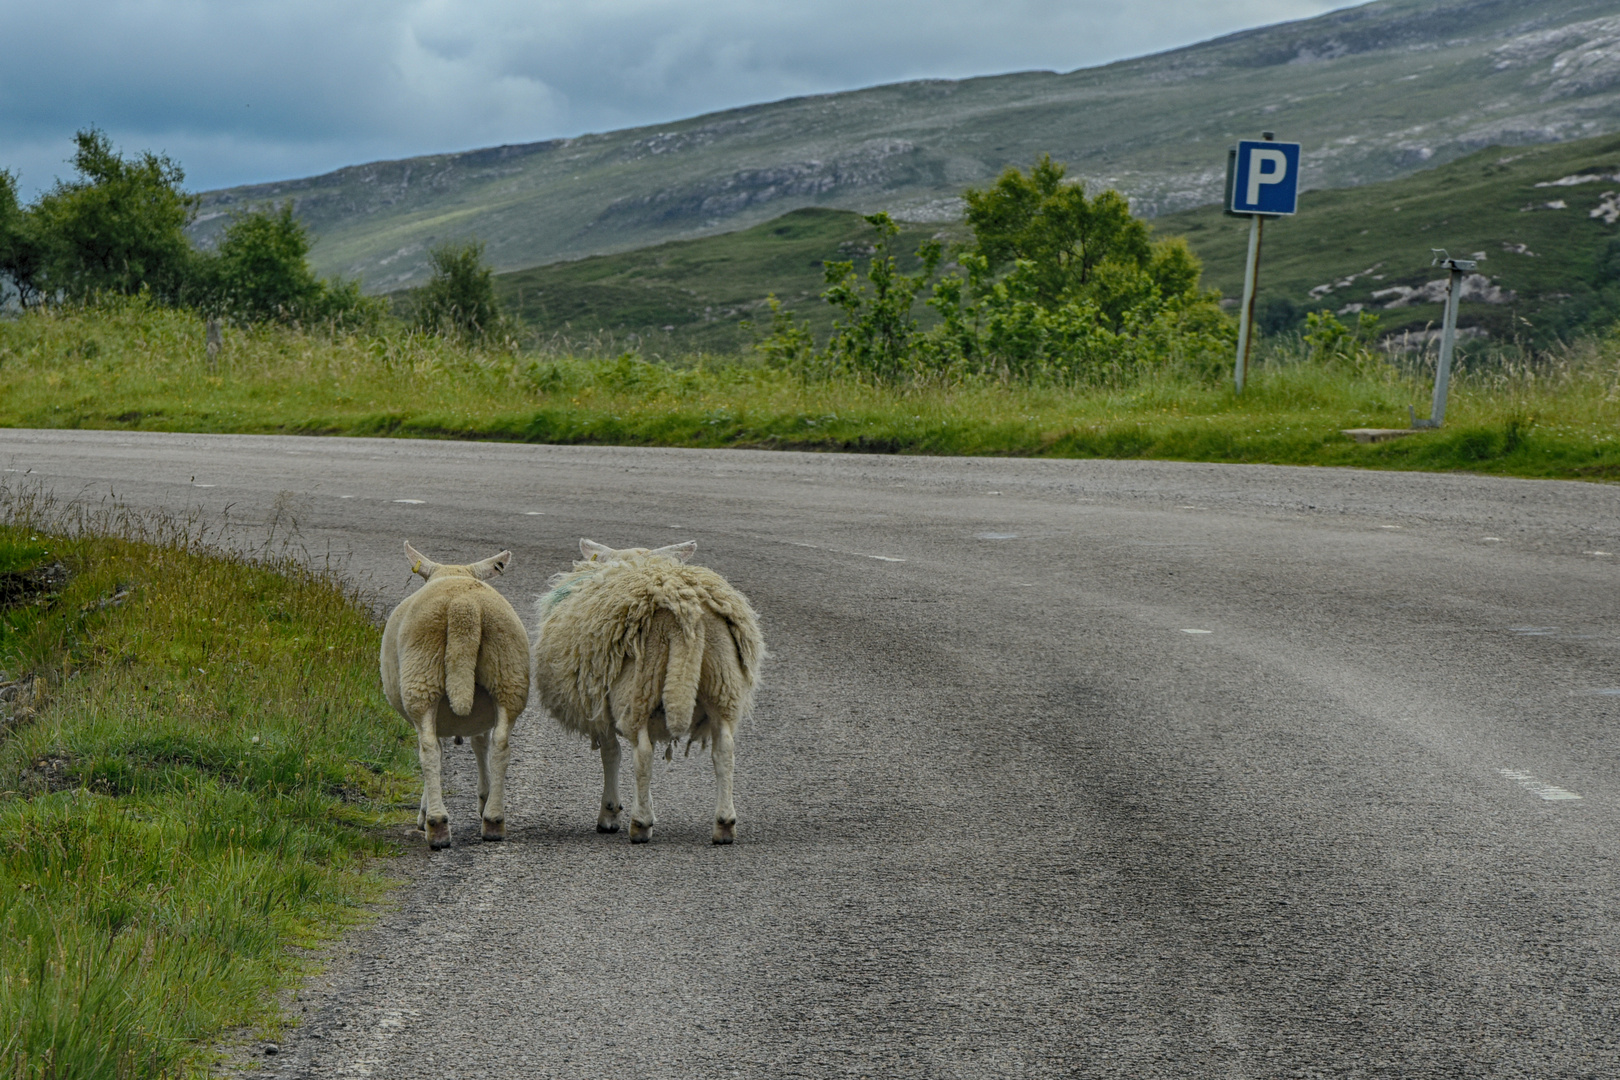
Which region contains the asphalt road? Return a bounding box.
[6,429,1620,1079]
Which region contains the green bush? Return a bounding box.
[190,203,383,331]
[0,130,382,336]
[24,130,197,305]
[756,158,1234,386]
[410,241,506,344]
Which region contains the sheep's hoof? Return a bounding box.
[712,819,736,845]
[481,818,505,842]
[596,819,620,834]
[628,820,652,844]
[427,819,451,850]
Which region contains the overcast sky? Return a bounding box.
[0,0,1361,199]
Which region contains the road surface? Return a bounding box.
[5,429,1620,1079]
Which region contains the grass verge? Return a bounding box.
[0,490,414,1079]
[4,299,1620,480]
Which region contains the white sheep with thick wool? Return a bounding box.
[380,541,530,849]
[532,539,764,844]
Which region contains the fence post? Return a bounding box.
[206,319,222,371]
[1410,250,1474,428]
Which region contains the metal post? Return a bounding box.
[1234,213,1262,393]
[1411,250,1474,428]
[1430,263,1464,427]
[205,319,222,371]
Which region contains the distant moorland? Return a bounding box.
[467,132,1620,353]
[193,0,1620,291]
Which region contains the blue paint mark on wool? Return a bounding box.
[539,566,604,616]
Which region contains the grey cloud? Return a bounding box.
[1,0,1355,196]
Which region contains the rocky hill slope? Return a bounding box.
[194,0,1620,291]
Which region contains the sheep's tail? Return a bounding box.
[445,594,482,716]
[662,617,704,739]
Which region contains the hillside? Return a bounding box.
[482,130,1620,352]
[194,0,1620,292]
[487,208,959,355]
[1156,129,1620,344]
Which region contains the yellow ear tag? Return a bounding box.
[412,560,421,573]
[590,553,597,561]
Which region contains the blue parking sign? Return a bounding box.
[1228,140,1301,216]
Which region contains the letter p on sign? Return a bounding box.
[1229,140,1301,216]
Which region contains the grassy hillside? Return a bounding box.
[484,208,960,355]
[482,131,1620,352]
[1156,131,1620,344]
[191,0,1620,292]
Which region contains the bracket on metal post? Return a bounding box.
[1409,249,1474,429]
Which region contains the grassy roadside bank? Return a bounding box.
[0,494,414,1079]
[4,301,1620,481]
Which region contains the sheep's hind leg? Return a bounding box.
[711,721,738,845]
[416,709,451,849]
[628,727,656,844]
[597,734,624,833]
[479,707,513,841]
[472,731,493,830]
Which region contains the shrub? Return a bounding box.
[410,241,505,344]
[190,203,382,331]
[755,159,1234,387]
[26,130,197,304]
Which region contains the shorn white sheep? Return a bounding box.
[532,539,764,844]
[380,541,530,849]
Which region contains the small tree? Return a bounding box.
[962,155,1201,329]
[820,213,942,382]
[189,202,383,330]
[413,241,504,343]
[193,202,324,322]
[29,129,197,302]
[0,169,44,307]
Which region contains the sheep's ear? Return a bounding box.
[469,550,512,580]
[652,541,697,563]
[404,541,439,579]
[580,538,615,562]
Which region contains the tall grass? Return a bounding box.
[0,487,414,1078]
[3,296,1620,477]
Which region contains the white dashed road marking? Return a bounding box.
[394,499,425,505]
[1499,768,1583,801]
[1181,629,1213,634]
[976,532,1019,540]
[788,539,904,562]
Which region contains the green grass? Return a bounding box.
[0,489,416,1078]
[4,298,1620,480]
